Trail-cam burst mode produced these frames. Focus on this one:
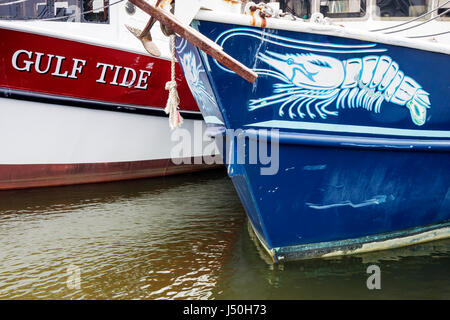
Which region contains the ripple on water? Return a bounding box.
[1,170,449,299]
[0,170,246,299]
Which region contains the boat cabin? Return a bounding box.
[252,0,449,20]
[0,0,448,46]
[0,0,109,23]
[242,0,449,40]
[0,0,173,58]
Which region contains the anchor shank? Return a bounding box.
[128,0,258,83]
[139,0,162,39]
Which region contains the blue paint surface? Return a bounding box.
[175,22,450,259]
[238,140,450,248]
[180,22,450,135]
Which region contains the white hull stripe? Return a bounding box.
[247,120,450,138]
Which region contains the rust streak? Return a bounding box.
[250,13,256,27]
[261,17,267,28]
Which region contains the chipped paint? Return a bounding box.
[303,164,327,171]
[320,226,450,259]
[248,216,450,263]
[306,195,387,209]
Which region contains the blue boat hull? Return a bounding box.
[175,21,450,261]
[223,129,450,261]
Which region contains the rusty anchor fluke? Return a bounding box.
[125,0,164,57]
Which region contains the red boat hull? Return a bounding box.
[0,26,217,190]
[0,27,198,111]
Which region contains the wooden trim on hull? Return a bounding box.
[0,158,222,190]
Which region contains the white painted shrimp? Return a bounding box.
[249,51,431,126]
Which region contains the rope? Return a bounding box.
[407,29,450,38]
[0,0,27,6]
[370,0,450,32]
[164,35,183,130]
[384,7,450,34]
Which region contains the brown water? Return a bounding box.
[0,169,449,299]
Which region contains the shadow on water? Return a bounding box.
[212,220,450,300]
[0,169,228,216]
[0,168,449,299]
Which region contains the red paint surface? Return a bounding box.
[0,27,198,111]
[0,159,221,190]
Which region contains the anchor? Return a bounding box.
[125,0,174,57]
[127,0,257,83]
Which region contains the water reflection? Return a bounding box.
[0,169,245,299]
[212,221,450,300]
[0,169,448,300]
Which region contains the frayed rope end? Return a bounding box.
[165,80,183,130]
